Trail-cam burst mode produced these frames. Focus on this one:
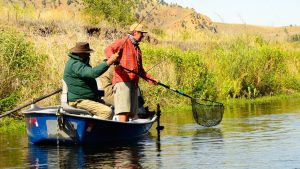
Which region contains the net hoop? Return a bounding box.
[191,98,224,127]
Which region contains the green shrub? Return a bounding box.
[212,35,299,98]
[152,28,166,38]
[0,93,18,112]
[0,117,25,133]
[138,35,300,105]
[0,27,47,113]
[82,0,136,26]
[140,45,218,106]
[180,30,191,41]
[289,34,300,42]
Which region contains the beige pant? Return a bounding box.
[113,82,138,116]
[69,99,113,120]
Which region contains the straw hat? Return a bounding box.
[70,42,94,53]
[129,23,148,33]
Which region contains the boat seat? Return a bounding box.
[61,80,92,116]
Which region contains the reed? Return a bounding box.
[0,28,47,112]
[140,34,300,106]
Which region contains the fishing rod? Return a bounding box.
[0,88,62,118]
[119,64,223,105]
[146,59,166,72]
[134,1,161,30]
[118,64,225,127]
[116,0,163,50]
[114,1,222,105]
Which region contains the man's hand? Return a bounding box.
[106,52,119,66]
[149,78,159,85]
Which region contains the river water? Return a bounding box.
[0,99,300,169]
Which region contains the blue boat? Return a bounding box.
[23,105,157,144]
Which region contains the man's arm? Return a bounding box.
[72,54,119,78]
[72,60,109,78]
[104,38,126,59]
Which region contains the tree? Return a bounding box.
[82,0,137,26]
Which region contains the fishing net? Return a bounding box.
[191,98,224,127]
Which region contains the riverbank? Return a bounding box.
[162,92,300,112]
[2,23,300,114]
[0,117,25,133]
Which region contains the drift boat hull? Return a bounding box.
[23,105,157,144]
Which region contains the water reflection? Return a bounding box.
[193,127,223,142]
[27,137,154,169]
[191,127,224,156]
[0,132,27,169]
[224,98,300,118]
[2,98,300,168]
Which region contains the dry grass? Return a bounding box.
[215,22,300,42]
[24,32,117,106]
[2,0,300,109]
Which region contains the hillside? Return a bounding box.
[133,0,216,32]
[2,0,300,40]
[0,0,217,32]
[215,22,300,42]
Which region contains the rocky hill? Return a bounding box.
[133,0,217,32]
[2,0,217,33]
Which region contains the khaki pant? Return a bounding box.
[69,99,113,120]
[113,82,138,116]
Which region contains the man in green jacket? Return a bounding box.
[63,42,119,120]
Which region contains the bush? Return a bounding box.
[138,35,300,106]
[289,34,300,42]
[82,0,136,26]
[212,35,300,98]
[0,117,25,133]
[140,45,218,106]
[152,28,166,38]
[0,93,18,112]
[0,27,47,112]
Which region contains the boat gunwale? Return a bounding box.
[23,105,157,125]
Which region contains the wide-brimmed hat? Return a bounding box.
[70,42,94,54]
[129,23,148,33]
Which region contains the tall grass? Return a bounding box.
[2,28,300,110]
[0,27,47,112]
[140,34,300,106]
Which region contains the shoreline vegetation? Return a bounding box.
[1,0,300,131]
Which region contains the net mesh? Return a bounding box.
[191,98,224,127]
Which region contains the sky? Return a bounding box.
[164,0,300,27]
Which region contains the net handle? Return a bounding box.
[119,65,224,127]
[118,65,222,105]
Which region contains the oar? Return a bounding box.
[118,65,222,104]
[0,88,62,118]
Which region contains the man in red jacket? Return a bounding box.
[104,23,157,122]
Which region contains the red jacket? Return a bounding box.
[104,36,154,87]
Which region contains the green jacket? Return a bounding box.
[63,53,109,102]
